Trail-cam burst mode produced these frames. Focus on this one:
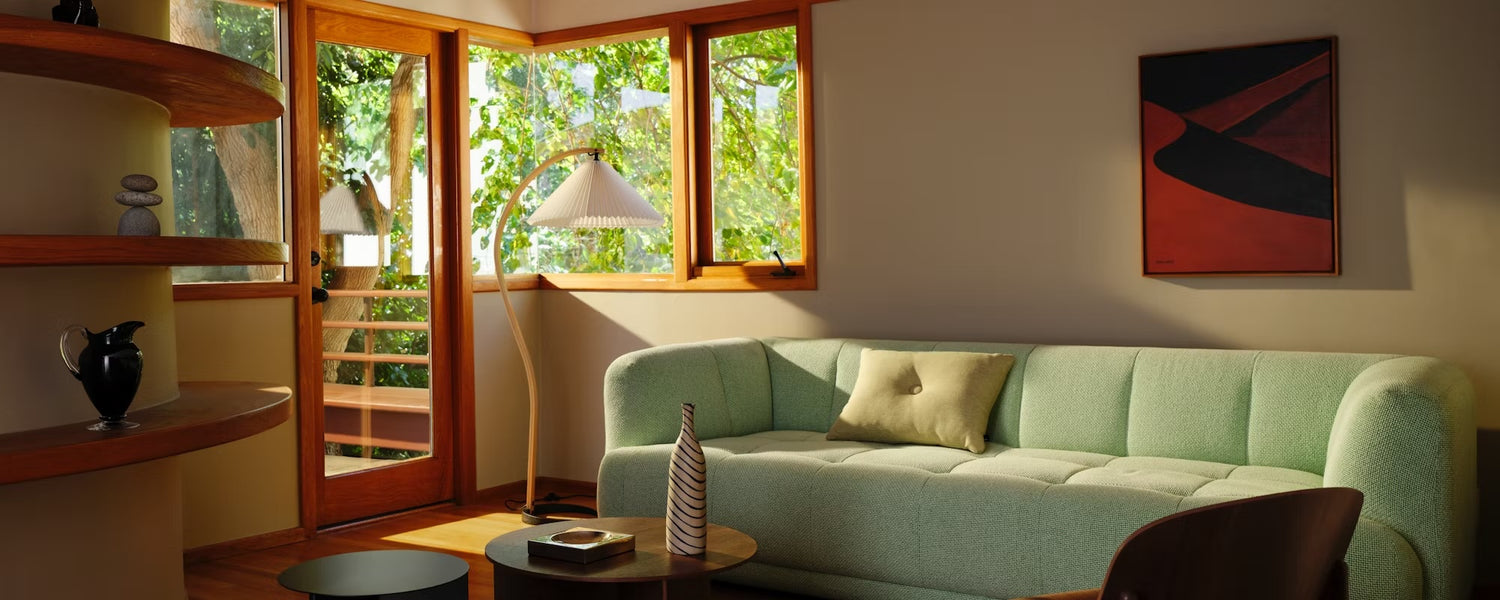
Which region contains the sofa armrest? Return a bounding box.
[1325,356,1477,600]
[603,338,774,450]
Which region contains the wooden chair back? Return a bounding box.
[1097,487,1364,600]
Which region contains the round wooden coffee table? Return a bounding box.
[485,516,757,600]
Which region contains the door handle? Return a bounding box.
[310,251,328,303]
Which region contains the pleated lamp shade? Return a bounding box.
[319,185,371,235]
[526,158,664,228]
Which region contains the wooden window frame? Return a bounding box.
[176,0,824,299]
[171,0,294,300]
[688,11,814,290]
[465,0,821,293]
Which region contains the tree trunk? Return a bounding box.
[323,56,421,382]
[388,55,421,275]
[321,174,393,381]
[170,0,282,281]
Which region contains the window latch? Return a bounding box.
[771,250,797,277]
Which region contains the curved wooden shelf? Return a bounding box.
[0,381,291,485]
[0,14,284,127]
[0,235,288,267]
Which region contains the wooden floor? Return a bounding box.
[184,496,818,599]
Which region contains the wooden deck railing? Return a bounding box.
[321,288,431,453]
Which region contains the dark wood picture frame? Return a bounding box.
[1140,37,1339,277]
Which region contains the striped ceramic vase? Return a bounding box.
[666,403,707,555]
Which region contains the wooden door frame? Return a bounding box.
[289,0,475,529]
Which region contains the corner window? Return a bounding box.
[468,6,815,290]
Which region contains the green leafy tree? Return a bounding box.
[470,38,673,275]
[708,27,802,262]
[316,43,432,392]
[170,0,281,282]
[468,28,801,274]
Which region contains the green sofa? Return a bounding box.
[597,338,1477,600]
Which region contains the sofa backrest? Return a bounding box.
[761,338,1398,474]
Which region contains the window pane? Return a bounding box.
[470,36,673,276]
[467,45,533,277]
[169,0,285,283]
[710,26,801,263]
[317,42,434,470]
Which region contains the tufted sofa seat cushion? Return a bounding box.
[600,430,1422,599]
[713,430,1323,499]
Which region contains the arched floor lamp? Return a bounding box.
[493,147,663,525]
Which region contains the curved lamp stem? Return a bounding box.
[493,147,600,524]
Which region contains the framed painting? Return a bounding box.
[1140,37,1339,276]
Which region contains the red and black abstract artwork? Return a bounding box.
[1140,38,1338,276]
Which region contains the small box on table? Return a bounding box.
[527,528,636,564]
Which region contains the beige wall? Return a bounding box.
[176,298,300,549]
[515,0,1500,582]
[529,0,738,31]
[0,461,185,599]
[473,289,541,488]
[370,0,529,30]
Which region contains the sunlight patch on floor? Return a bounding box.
[379,512,530,555]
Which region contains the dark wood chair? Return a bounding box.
[1015,487,1364,600]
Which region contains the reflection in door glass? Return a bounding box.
[316,42,434,477]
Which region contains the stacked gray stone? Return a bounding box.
[116,174,162,236]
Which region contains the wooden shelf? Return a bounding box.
[0,235,288,267]
[0,381,291,485]
[0,14,284,127]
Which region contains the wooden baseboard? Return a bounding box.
[183,527,308,564]
[471,477,597,508]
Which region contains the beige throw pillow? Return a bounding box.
[827,349,1014,453]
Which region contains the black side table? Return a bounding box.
[277,550,469,599]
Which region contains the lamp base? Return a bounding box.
[522,502,599,525]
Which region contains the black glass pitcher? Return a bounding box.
[59,321,145,431]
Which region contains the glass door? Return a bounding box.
[310,11,452,526]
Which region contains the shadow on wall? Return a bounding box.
[534,292,650,483]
